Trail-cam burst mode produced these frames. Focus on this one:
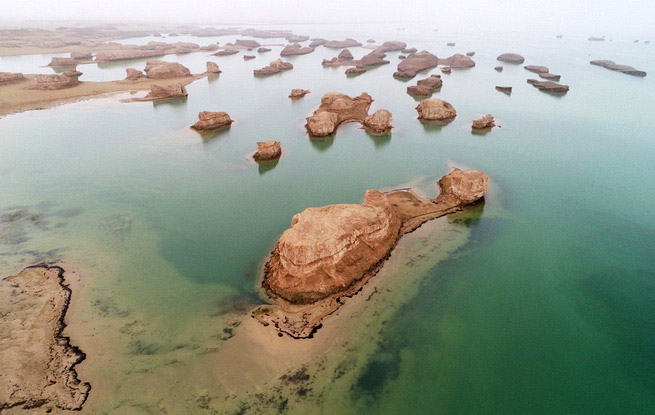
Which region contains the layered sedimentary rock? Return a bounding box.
[144,60,191,79]
[144,83,188,100]
[124,68,143,80]
[416,99,457,121]
[407,74,442,97]
[393,51,439,78]
[253,59,293,76]
[70,51,93,60]
[496,86,512,94]
[363,109,393,134]
[305,92,374,136]
[527,79,569,93]
[280,45,314,56]
[472,114,496,130]
[253,141,282,161]
[289,88,310,98]
[33,74,79,90]
[322,48,389,67]
[590,60,647,77]
[48,57,78,66]
[206,61,221,73]
[324,38,362,48]
[63,69,82,78]
[0,72,25,83]
[0,265,90,411]
[256,168,490,337]
[190,111,233,130]
[199,44,219,51]
[345,66,367,76]
[243,55,256,60]
[213,49,239,56]
[497,53,525,64]
[438,54,475,68]
[524,65,549,74]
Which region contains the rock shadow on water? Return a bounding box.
[365,130,392,149]
[471,127,493,136]
[447,199,486,227]
[309,135,335,152]
[258,159,280,175]
[194,125,231,143]
[152,96,188,108]
[420,119,452,133]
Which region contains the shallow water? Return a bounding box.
[1,23,654,414]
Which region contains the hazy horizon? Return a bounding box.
[1,0,655,37]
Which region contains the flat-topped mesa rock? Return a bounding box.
[497,53,525,64]
[33,74,80,90]
[379,41,407,52]
[527,79,570,93]
[416,99,457,122]
[48,57,79,66]
[70,51,93,60]
[143,83,188,100]
[190,111,233,130]
[438,54,475,68]
[0,265,90,411]
[0,72,25,83]
[243,55,256,60]
[257,47,272,53]
[253,59,293,76]
[256,168,490,337]
[94,42,200,62]
[144,60,191,79]
[323,48,390,67]
[495,66,504,72]
[496,86,512,94]
[125,68,145,80]
[524,65,549,74]
[447,42,456,46]
[305,92,375,136]
[472,114,496,130]
[253,140,282,162]
[213,49,239,56]
[289,88,310,98]
[280,45,315,56]
[407,74,442,97]
[345,66,367,76]
[234,39,261,48]
[206,61,221,73]
[363,109,393,134]
[466,51,476,57]
[338,48,354,60]
[324,38,362,48]
[539,73,561,81]
[590,60,647,77]
[393,51,439,79]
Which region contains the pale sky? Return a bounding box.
[2,0,654,36]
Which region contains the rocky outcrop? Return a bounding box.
[588,36,605,41]
[527,79,569,93]
[213,49,239,56]
[590,60,647,77]
[206,61,221,73]
[323,47,389,67]
[63,69,82,78]
[466,51,475,56]
[253,59,293,76]
[524,65,549,74]
[338,49,354,60]
[305,92,374,136]
[33,74,79,90]
[0,72,24,83]
[497,53,525,64]
[379,41,407,52]
[539,73,561,81]
[253,141,282,162]
[324,38,362,48]
[441,66,452,74]
[472,114,495,130]
[289,89,310,98]
[256,168,490,337]
[243,55,256,60]
[447,42,456,46]
[394,51,439,78]
[257,47,271,53]
[402,47,417,54]
[363,109,393,134]
[70,51,93,60]
[125,68,144,80]
[235,39,261,48]
[416,99,457,122]
[143,83,188,100]
[48,57,78,66]
[496,86,512,94]
[199,44,220,51]
[495,66,503,72]
[438,54,475,68]
[0,265,90,411]
[144,60,191,79]
[346,66,367,76]
[367,39,376,43]
[309,38,328,48]
[407,74,442,97]
[280,45,314,56]
[190,111,233,130]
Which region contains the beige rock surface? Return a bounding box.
[289,88,310,98]
[144,60,191,79]
[305,92,374,136]
[472,114,496,130]
[33,74,79,90]
[363,109,393,134]
[394,51,439,79]
[253,141,282,161]
[190,111,233,130]
[415,99,457,122]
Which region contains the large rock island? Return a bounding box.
[254,168,490,337]
[305,92,393,136]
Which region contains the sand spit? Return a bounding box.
[0,264,90,412]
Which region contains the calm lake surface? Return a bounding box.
[1,23,654,414]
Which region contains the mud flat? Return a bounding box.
[0,264,90,412]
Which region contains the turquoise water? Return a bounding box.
[1,23,654,414]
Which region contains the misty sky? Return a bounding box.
[2,0,654,36]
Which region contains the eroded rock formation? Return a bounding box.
[394,51,439,79]
[345,66,367,76]
[125,68,144,80]
[144,60,191,79]
[213,49,239,56]
[497,53,525,64]
[363,109,393,134]
[143,83,188,100]
[305,92,374,136]
[524,65,549,74]
[590,60,647,77]
[527,79,569,93]
[0,72,25,83]
[416,99,457,122]
[407,74,442,97]
[206,61,221,73]
[324,38,362,48]
[190,111,233,130]
[439,54,475,68]
[253,141,282,162]
[280,45,314,56]
[472,114,496,130]
[33,74,79,90]
[253,59,293,76]
[48,57,78,66]
[289,89,310,98]
[496,86,512,94]
[338,49,354,60]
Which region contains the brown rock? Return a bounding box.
[206,61,221,73]
[33,74,79,90]
[394,51,439,79]
[235,39,261,48]
[524,65,549,74]
[435,168,490,205]
[144,60,191,79]
[590,60,647,77]
[199,44,220,51]
[496,86,512,94]
[0,72,24,83]
[367,39,376,43]
[495,66,504,72]
[363,109,393,134]
[48,57,78,66]
[346,66,367,76]
[190,111,233,130]
[441,66,452,74]
[309,38,328,48]
[253,59,293,76]
[407,75,443,97]
[379,41,407,52]
[280,45,314,56]
[539,73,561,81]
[213,49,239,56]
[407,85,435,97]
[399,55,406,59]
[125,68,145,80]
[289,89,310,98]
[447,42,456,46]
[70,51,92,60]
[472,114,496,130]
[417,74,443,89]
[528,79,569,93]
[305,92,374,136]
[416,99,457,121]
[324,38,362,48]
[402,47,417,54]
[243,55,256,60]
[338,48,354,60]
[466,51,476,56]
[439,54,475,68]
[253,141,282,162]
[144,83,188,100]
[63,69,82,78]
[257,47,272,53]
[306,111,339,136]
[497,53,525,64]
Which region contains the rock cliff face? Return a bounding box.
[253,141,282,161]
[144,83,188,100]
[363,109,393,134]
[590,60,647,77]
[524,65,549,74]
[33,74,79,90]
[415,99,457,122]
[497,53,525,64]
[407,74,442,97]
[263,189,402,304]
[48,57,79,66]
[190,111,233,130]
[394,51,439,79]
[125,68,144,80]
[305,92,377,136]
[0,72,25,83]
[144,60,191,79]
[527,79,569,93]
[206,61,221,73]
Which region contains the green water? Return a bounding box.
[1,24,654,414]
